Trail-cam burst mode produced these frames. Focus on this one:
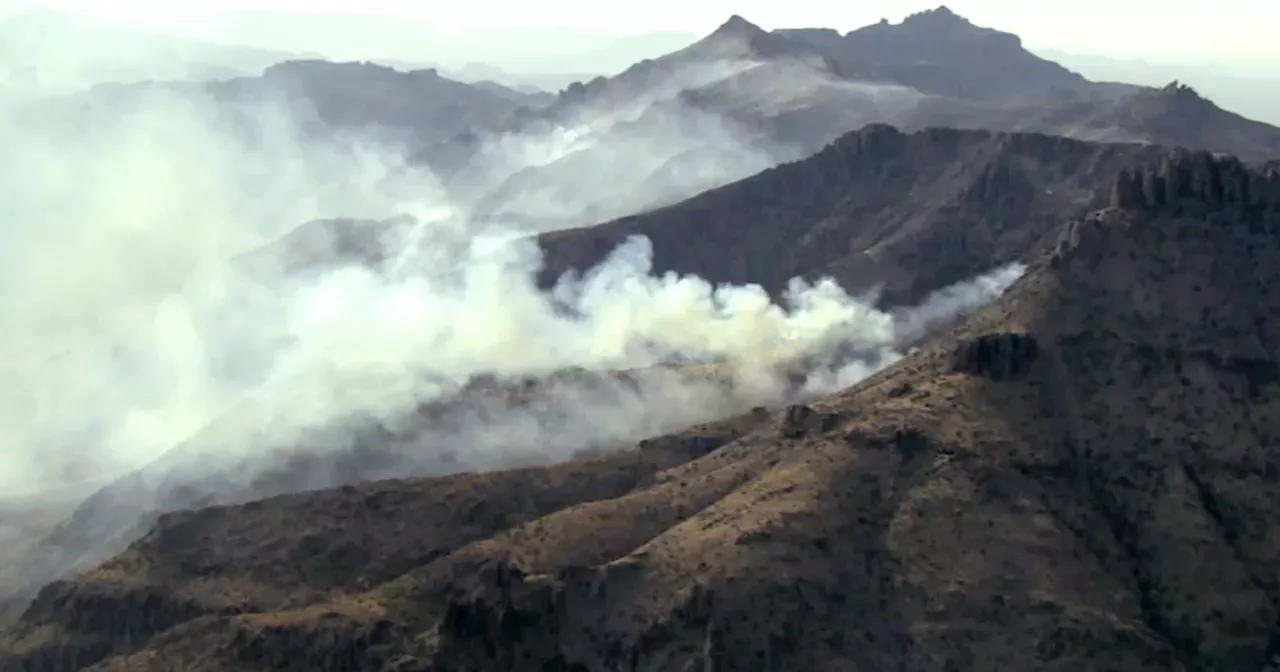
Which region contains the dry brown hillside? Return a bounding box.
[4,151,1280,671]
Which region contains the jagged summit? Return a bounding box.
[848,5,1018,46]
[785,6,1085,101]
[899,5,974,28]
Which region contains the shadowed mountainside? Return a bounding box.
[537,124,1170,307]
[3,150,1280,670]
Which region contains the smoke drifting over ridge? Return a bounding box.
[0,57,1024,508]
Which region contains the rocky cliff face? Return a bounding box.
[1108,148,1280,214]
[7,148,1280,671]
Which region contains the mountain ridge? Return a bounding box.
[424,8,1280,229]
[535,124,1172,305]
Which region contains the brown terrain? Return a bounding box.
[4,144,1280,670]
[0,358,810,628]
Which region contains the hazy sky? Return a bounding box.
[6,0,1278,59]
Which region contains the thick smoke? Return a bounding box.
[0,86,443,496]
[0,68,1027,500]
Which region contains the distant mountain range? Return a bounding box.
[424,8,1280,227]
[16,6,1277,233]
[0,9,310,95]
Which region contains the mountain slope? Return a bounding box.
[920,80,1280,162]
[537,124,1170,307]
[4,151,1280,670]
[1034,48,1280,127]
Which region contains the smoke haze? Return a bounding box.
[0,42,1029,596]
[0,75,1026,501]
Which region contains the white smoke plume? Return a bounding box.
[0,76,1028,501]
[0,32,1033,608]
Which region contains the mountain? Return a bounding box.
[226,60,540,146]
[23,59,544,153]
[918,81,1280,163]
[0,9,305,94]
[5,150,1280,670]
[430,9,1280,231]
[1033,48,1280,127]
[784,6,1133,103]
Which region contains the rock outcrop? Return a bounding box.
[948,332,1039,380]
[1110,149,1280,215]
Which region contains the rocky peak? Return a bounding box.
[900,5,973,29]
[685,14,811,61]
[887,5,1017,47]
[832,6,1083,100]
[1036,152,1280,375]
[1159,80,1204,98]
[1121,79,1220,119]
[711,14,763,40]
